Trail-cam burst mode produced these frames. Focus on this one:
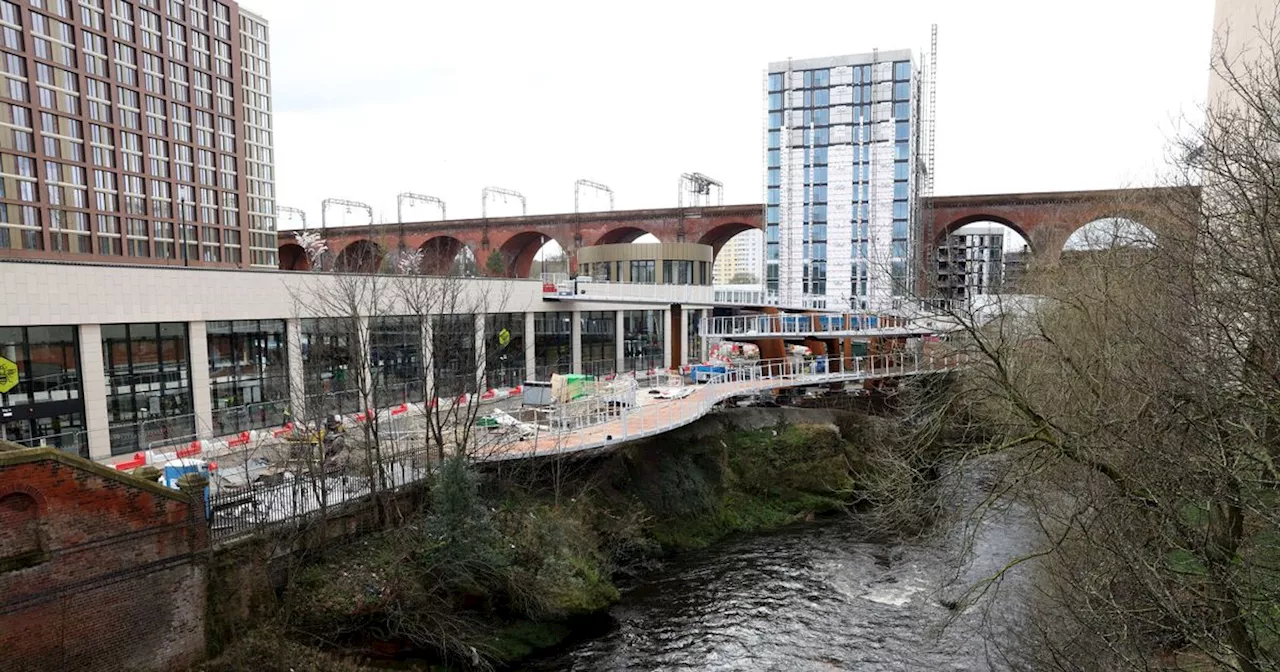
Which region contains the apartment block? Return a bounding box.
[0,0,275,268]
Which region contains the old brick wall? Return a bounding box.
[0,449,207,672]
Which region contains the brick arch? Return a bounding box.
[1059,212,1162,253]
[498,231,568,278]
[934,214,1033,247]
[278,243,309,271]
[332,238,384,273]
[592,226,658,246]
[0,490,46,569]
[697,221,761,257]
[417,235,472,276]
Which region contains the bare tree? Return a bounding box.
[912,22,1280,672]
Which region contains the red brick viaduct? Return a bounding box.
[276,187,1193,277]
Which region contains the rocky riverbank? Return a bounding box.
[200,406,941,671]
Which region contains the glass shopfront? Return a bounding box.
[686,309,704,365]
[623,310,664,372]
[433,314,476,398]
[533,311,572,379]
[300,317,361,416]
[0,325,85,456]
[207,319,288,435]
[103,322,192,455]
[371,316,423,406]
[485,313,525,389]
[580,311,615,377]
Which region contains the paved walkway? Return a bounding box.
[490,361,940,461]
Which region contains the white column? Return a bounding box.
[699,309,710,361]
[187,320,213,438]
[474,313,487,390]
[662,308,673,371]
[285,318,306,422]
[571,310,582,374]
[78,324,111,461]
[614,310,625,373]
[524,311,536,380]
[679,309,690,366]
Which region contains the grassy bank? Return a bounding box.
[201,417,881,671]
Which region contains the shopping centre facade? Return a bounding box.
[0,260,711,461]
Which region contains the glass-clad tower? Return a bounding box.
[764,51,925,310]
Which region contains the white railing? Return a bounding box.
[702,313,922,338]
[503,350,960,460]
[204,350,959,544]
[542,277,715,305]
[713,288,780,306]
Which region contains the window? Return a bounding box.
[893,200,909,219]
[101,322,192,455]
[623,310,662,372]
[895,120,910,141]
[894,101,910,119]
[896,141,909,161]
[894,61,911,81]
[767,112,781,129]
[894,181,908,199]
[579,311,615,377]
[767,92,782,111]
[892,219,909,240]
[629,259,655,284]
[662,259,693,285]
[0,325,85,454]
[207,320,287,435]
[894,162,909,180]
[767,72,782,92]
[533,311,572,378]
[484,313,525,389]
[894,82,910,101]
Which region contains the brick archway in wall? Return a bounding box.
[279,204,764,276]
[921,187,1196,266]
[280,189,1199,280]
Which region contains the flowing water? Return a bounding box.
[524,460,1040,671]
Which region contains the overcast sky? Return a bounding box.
[245,0,1215,227]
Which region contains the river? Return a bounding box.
[523,460,1040,671]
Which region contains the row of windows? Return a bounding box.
[767,82,912,112]
[764,119,913,146]
[766,61,911,93]
[767,105,911,141]
[766,163,913,187]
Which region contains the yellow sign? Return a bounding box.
[0,356,17,394]
[498,328,511,347]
